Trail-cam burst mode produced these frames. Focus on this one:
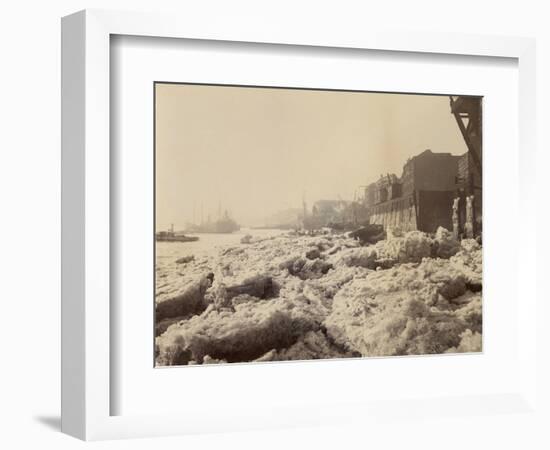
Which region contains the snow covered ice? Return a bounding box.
[155,228,482,366]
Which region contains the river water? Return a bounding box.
[155,228,288,266]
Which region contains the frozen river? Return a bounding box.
[155,228,288,266]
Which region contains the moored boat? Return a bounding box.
[187,210,240,234]
[156,225,199,242]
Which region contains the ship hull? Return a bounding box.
[155,236,199,242]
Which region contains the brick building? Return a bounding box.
[363,149,466,233]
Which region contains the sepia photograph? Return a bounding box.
[154,83,482,367]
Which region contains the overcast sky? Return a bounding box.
[155,83,469,229]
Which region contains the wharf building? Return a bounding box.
[363,149,481,236]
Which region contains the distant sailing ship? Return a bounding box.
[187,209,240,234]
[156,224,199,242]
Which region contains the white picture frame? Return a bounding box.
[61,9,538,441]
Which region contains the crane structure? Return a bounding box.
[449,95,483,238]
[449,95,482,180]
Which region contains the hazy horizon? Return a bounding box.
[155,83,469,230]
